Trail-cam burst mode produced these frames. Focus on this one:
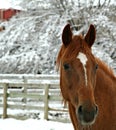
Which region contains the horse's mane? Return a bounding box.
[96,57,116,79]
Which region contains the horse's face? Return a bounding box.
[57,24,98,126]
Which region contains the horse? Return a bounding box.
[56,24,116,130]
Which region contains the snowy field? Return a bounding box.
[0,118,73,130]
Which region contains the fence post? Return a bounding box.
[22,85,27,104]
[44,84,49,120]
[3,83,8,118]
[22,76,27,104]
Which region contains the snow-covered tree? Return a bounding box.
[0,0,115,74]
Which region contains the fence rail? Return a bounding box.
[0,74,70,123]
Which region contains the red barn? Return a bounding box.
[0,8,20,20]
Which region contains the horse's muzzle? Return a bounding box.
[77,104,98,125]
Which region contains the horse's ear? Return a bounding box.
[62,24,72,47]
[84,24,96,48]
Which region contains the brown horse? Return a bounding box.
[57,24,116,130]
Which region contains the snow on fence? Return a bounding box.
[0,74,70,123]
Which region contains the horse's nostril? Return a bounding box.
[95,105,98,114]
[78,105,83,115]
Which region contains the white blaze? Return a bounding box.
[77,52,88,86]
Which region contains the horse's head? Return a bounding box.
[57,24,98,126]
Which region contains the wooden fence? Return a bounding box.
[0,74,70,122]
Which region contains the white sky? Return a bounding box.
[0,0,22,9]
[0,0,11,9]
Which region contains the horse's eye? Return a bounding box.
[95,64,98,70]
[63,63,70,70]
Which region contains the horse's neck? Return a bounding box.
[96,58,115,79]
[95,58,116,96]
[96,68,115,88]
[95,59,116,119]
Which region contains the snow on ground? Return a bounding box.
[0,118,73,130]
